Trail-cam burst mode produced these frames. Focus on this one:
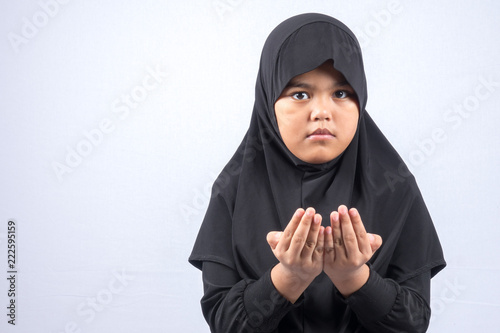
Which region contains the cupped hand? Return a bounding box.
[266,207,325,302]
[323,205,382,296]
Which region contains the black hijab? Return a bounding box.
[189,11,445,320]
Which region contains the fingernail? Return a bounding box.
[350,208,358,217]
[275,232,282,239]
[331,212,339,222]
[368,233,375,242]
[314,215,321,224]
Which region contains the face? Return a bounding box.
[274,61,359,164]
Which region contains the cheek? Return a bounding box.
[341,106,359,140]
[275,103,303,136]
[279,121,301,146]
[274,101,287,128]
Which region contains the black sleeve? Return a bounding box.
[201,261,301,333]
[345,267,431,333]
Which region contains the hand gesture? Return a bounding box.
[266,207,324,302]
[323,205,382,297]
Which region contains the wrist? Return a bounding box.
[327,264,370,298]
[271,264,313,303]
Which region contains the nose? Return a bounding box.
[310,97,332,121]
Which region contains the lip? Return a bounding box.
[307,128,335,140]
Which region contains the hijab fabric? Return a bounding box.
[189,12,445,330]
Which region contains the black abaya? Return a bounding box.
[189,13,445,332]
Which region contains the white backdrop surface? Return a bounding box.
[0,0,499,332]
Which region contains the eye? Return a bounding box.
[333,90,350,99]
[292,92,309,100]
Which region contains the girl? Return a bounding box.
[189,13,445,332]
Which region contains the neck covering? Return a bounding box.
[189,12,445,327]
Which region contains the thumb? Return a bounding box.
[367,233,383,253]
[266,231,282,250]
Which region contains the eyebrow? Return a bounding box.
[285,80,351,90]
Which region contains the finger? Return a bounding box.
[367,233,383,253]
[313,226,325,262]
[330,211,345,260]
[266,231,282,250]
[349,208,371,255]
[338,205,358,258]
[324,226,334,262]
[301,213,322,259]
[276,208,305,252]
[288,207,316,255]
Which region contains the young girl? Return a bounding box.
[189,13,445,332]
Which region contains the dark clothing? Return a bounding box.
[202,262,430,332]
[189,13,445,332]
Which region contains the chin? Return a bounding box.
[302,149,341,164]
[303,154,338,164]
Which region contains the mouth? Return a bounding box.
[307,128,335,140]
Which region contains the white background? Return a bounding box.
[0,0,499,332]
